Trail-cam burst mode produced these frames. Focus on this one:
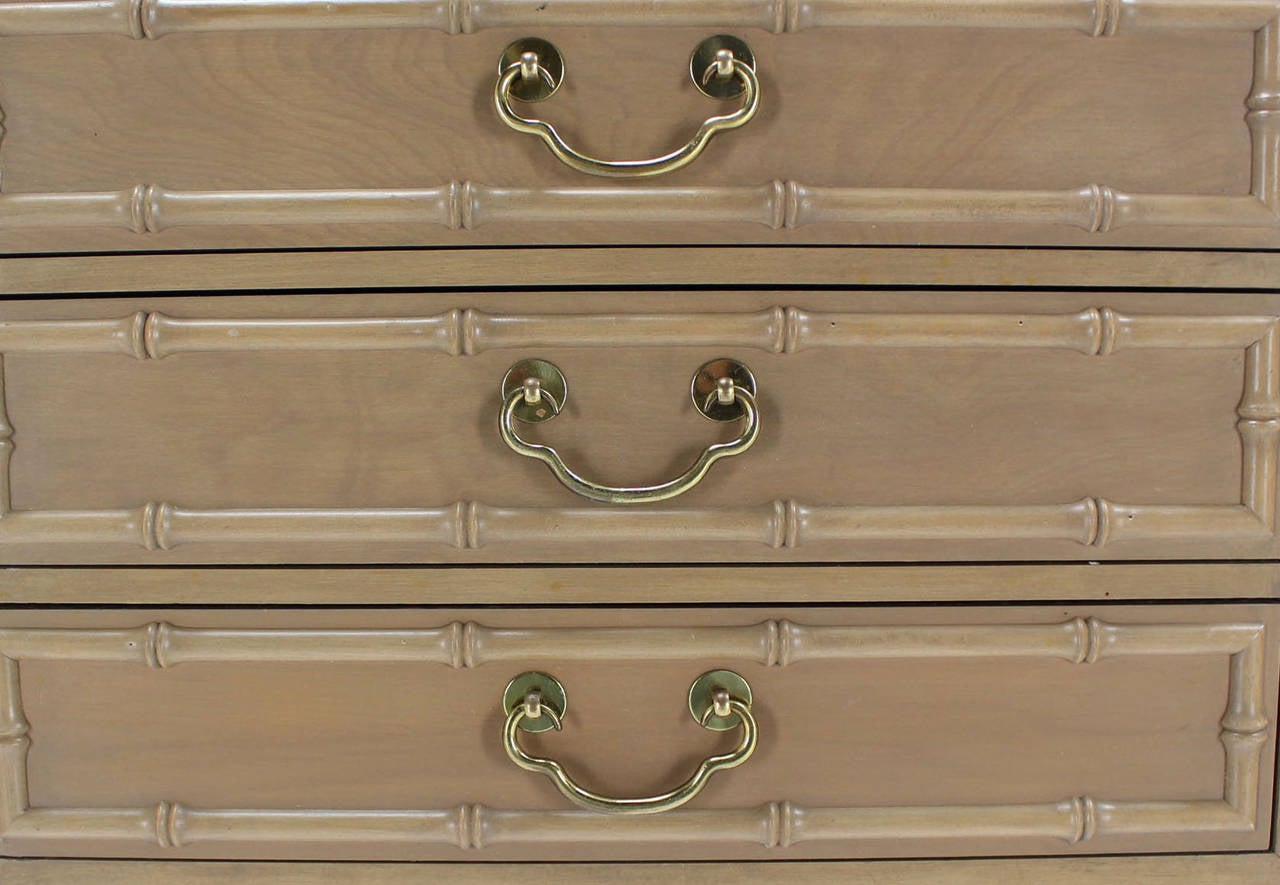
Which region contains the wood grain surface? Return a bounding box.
[3,563,1275,605]
[0,290,1276,564]
[3,854,1279,885]
[0,603,1273,861]
[5,247,1280,295]
[0,8,1275,250]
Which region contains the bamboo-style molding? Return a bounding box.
[0,307,1276,551]
[0,306,1268,358]
[1,183,1277,233]
[0,617,1268,850]
[1,0,1277,38]
[3,9,1279,238]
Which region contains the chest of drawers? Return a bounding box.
[2,2,1280,882]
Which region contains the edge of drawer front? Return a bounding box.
[7,248,1280,295]
[0,3,1277,251]
[3,563,1277,605]
[1,293,1277,563]
[0,604,1274,861]
[3,855,1280,885]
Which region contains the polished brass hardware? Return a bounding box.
[688,34,756,99]
[501,670,757,814]
[494,35,760,178]
[498,358,760,504]
[498,37,564,103]
[499,357,567,424]
[502,671,568,734]
[687,668,754,730]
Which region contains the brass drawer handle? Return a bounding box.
[502,670,757,815]
[498,358,760,504]
[494,35,760,178]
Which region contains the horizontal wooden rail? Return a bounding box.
[0,307,1272,358]
[1,185,1276,233]
[2,0,1277,38]
[0,500,1271,550]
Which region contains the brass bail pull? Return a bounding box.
[498,358,761,505]
[501,670,758,815]
[493,35,760,178]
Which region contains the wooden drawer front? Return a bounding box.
[3,290,1279,564]
[0,603,1274,861]
[0,1,1278,252]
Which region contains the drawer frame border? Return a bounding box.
[0,305,1277,556]
[2,1,1279,241]
[0,614,1270,855]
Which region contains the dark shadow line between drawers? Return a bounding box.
[0,596,1275,613]
[4,558,1279,569]
[7,243,1280,260]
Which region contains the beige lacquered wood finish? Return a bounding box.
[4,855,1280,885]
[0,603,1274,861]
[1,290,1278,564]
[0,1,1279,251]
[2,563,1275,605]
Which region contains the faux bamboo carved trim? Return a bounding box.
[2,10,1278,240]
[1,0,1276,38]
[0,618,1268,849]
[0,307,1274,551]
[1,185,1277,233]
[5,8,1274,240]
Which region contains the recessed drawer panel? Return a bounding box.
[0,602,1274,861]
[0,1,1277,251]
[2,290,1277,564]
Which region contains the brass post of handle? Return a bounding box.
[501,670,758,815]
[493,35,760,178]
[497,358,761,504]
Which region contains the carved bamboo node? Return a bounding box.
[153,800,184,848]
[1069,617,1102,664]
[447,0,473,35]
[142,621,173,668]
[773,0,801,34]
[1094,307,1120,355]
[141,312,175,359]
[783,500,801,548]
[779,306,801,353]
[1247,89,1280,113]
[460,622,479,669]
[767,500,786,548]
[457,309,477,357]
[124,184,147,234]
[139,502,159,550]
[783,181,803,229]
[1221,723,1271,749]
[129,0,146,38]
[1068,796,1098,843]
[773,620,798,667]
[461,501,480,549]
[1091,0,1121,37]
[0,681,27,742]
[1088,497,1113,547]
[765,800,795,847]
[1087,184,1116,233]
[1237,417,1280,441]
[445,180,469,230]
[456,803,483,849]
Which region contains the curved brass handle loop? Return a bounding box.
[498,359,761,505]
[502,671,757,815]
[494,37,760,179]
